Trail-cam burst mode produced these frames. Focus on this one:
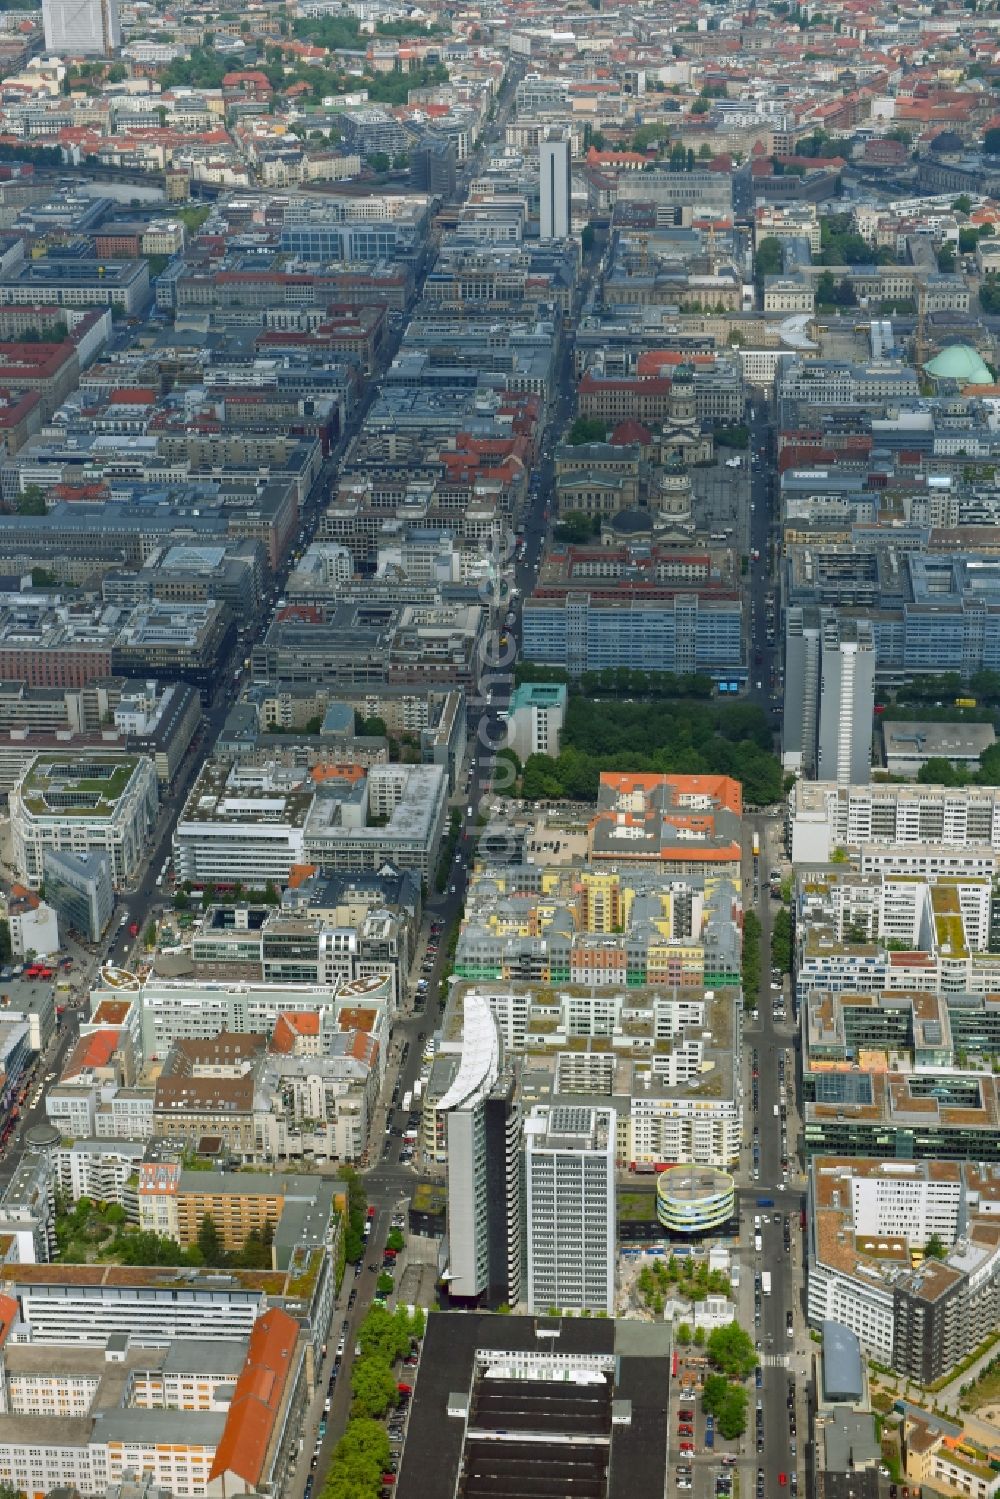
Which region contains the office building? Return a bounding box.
[789,779,1000,865]
[396,1314,671,1499]
[42,0,120,53]
[302,763,448,881]
[0,258,146,313]
[410,137,457,200]
[42,848,113,943]
[524,1103,616,1316]
[505,681,567,761]
[8,1266,266,1345]
[437,993,521,1308]
[539,130,571,241]
[0,1306,307,1499]
[783,608,875,783]
[807,1157,1000,1382]
[172,759,314,886]
[11,753,158,891]
[881,720,996,779]
[522,591,744,680]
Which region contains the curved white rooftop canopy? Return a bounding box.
[436,992,501,1112]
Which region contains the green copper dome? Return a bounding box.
[924,343,993,384]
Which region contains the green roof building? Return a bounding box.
[11,752,159,892]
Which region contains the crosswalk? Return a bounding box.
[760,1353,790,1369]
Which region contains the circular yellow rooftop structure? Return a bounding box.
[656,1165,736,1235]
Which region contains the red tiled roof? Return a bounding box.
[610,419,652,445]
[63,1028,120,1078]
[109,387,156,405]
[0,1293,18,1349]
[269,1012,321,1054]
[210,1308,299,1486]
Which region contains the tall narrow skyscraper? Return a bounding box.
[539,130,571,240]
[525,1103,616,1315]
[817,614,876,785]
[42,0,120,54]
[783,606,875,785]
[437,994,522,1307]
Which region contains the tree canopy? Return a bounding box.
[702,1373,748,1438]
[518,694,782,806]
[553,510,601,543]
[321,1419,391,1499]
[706,1321,757,1379]
[754,236,783,280]
[338,1164,368,1264]
[567,416,607,445]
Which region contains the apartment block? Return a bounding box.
[783,607,876,783]
[122,973,391,1064]
[441,983,743,1171]
[455,864,741,989]
[588,772,743,878]
[137,1166,337,1255]
[522,591,744,679]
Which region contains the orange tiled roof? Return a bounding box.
[270,1012,321,1053]
[108,387,156,405]
[310,763,366,784]
[636,350,715,376]
[599,770,743,816]
[0,1293,17,1349]
[209,1308,299,1486]
[63,1028,120,1077]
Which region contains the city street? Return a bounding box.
[741,809,810,1498]
[746,397,781,730]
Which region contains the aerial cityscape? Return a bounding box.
[2,1,1000,1498]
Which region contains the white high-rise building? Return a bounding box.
[539,131,571,240]
[818,615,876,786]
[783,606,875,784]
[525,1103,616,1315]
[42,0,120,54]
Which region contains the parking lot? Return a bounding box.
[670,1354,740,1499]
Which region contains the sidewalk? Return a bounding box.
[876,1334,1000,1418]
